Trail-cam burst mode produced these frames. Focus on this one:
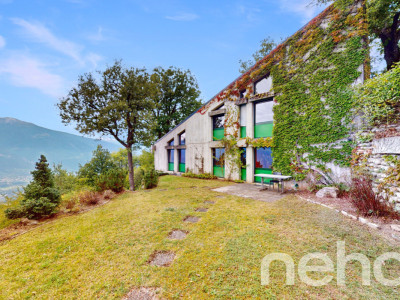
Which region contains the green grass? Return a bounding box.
[0,176,400,299]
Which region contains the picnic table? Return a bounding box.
[255,174,292,193]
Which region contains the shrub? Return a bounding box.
[103,190,116,200]
[95,168,127,193]
[348,176,398,218]
[4,206,26,219]
[143,169,159,189]
[134,168,145,190]
[77,190,100,206]
[64,197,77,210]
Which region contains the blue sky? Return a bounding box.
[0,0,330,136]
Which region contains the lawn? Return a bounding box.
[0,176,400,299]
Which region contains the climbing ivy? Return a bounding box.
[198,0,368,181]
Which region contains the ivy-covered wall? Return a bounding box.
[197,0,368,182]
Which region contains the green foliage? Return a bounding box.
[96,168,127,193]
[143,169,159,189]
[53,164,78,194]
[354,62,400,125]
[58,60,156,191]
[151,66,202,140]
[239,37,277,73]
[138,149,155,170]
[5,155,61,220]
[79,145,117,186]
[134,168,145,190]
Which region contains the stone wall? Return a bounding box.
[355,124,400,209]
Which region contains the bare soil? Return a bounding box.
[183,216,200,223]
[168,229,188,240]
[123,287,160,300]
[148,251,175,267]
[195,207,208,212]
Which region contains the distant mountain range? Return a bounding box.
[0,117,121,199]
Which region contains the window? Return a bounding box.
[168,139,174,146]
[179,132,186,145]
[240,105,247,126]
[255,147,273,169]
[168,149,174,163]
[213,148,225,167]
[240,89,247,99]
[254,76,272,94]
[255,100,274,124]
[240,148,246,167]
[179,149,186,164]
[213,115,225,129]
[168,139,174,171]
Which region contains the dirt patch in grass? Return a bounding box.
[195,207,208,212]
[204,200,215,204]
[216,195,226,199]
[183,216,200,223]
[148,251,175,267]
[168,229,188,240]
[123,287,160,300]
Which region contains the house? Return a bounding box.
[153,0,369,184]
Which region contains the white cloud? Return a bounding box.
[0,54,64,97]
[11,18,84,63]
[86,52,103,68]
[165,12,199,21]
[0,35,5,48]
[278,0,324,23]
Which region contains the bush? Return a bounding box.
[348,176,398,218]
[134,168,145,190]
[143,169,159,189]
[77,190,100,206]
[95,168,127,193]
[103,190,116,200]
[4,206,26,219]
[182,172,218,180]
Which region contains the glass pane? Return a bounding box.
[255,101,273,124]
[240,148,246,166]
[179,132,186,145]
[255,77,272,94]
[213,115,225,129]
[213,148,225,166]
[240,105,247,126]
[168,149,174,163]
[255,147,272,169]
[179,149,186,163]
[168,139,174,146]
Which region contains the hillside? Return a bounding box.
[0,117,120,196]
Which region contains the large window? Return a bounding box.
[255,147,273,183]
[240,105,247,138]
[213,148,225,178]
[179,131,186,145]
[168,139,174,171]
[254,76,272,94]
[254,99,274,138]
[179,149,186,173]
[213,114,225,140]
[240,147,246,181]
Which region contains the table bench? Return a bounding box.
[254,174,292,193]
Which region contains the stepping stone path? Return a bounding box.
[184,216,200,223]
[195,207,208,212]
[168,229,188,240]
[148,251,175,267]
[204,200,215,204]
[123,287,159,300]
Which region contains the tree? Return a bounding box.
[78,145,116,185]
[5,155,61,219]
[151,67,202,140]
[312,0,400,70]
[239,37,277,73]
[58,61,155,191]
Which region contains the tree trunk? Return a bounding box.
[380,33,400,70]
[127,146,135,191]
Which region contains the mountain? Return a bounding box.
[0,117,121,198]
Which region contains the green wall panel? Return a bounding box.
[213,128,225,140]
[168,163,174,171]
[254,168,273,183]
[179,163,186,173]
[213,166,225,178]
[240,126,246,138]
[254,122,273,138]
[241,168,247,181]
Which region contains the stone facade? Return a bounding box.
[355,124,400,209]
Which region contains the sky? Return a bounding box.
[0,0,331,137]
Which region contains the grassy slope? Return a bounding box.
[0,176,399,299]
